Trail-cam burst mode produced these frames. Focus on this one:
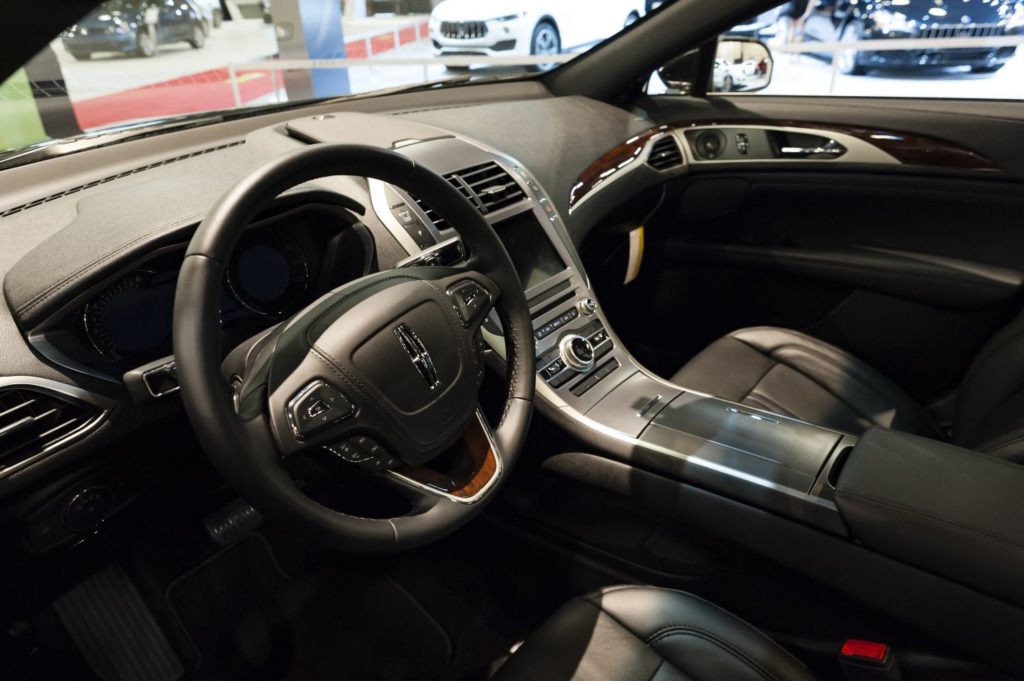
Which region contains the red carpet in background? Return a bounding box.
[72,21,429,130]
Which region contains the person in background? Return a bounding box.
[779,0,816,51]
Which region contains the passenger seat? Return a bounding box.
[670,324,1024,462]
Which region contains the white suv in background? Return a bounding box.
[429,0,645,68]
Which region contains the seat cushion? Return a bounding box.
[491,586,814,681]
[671,327,943,439]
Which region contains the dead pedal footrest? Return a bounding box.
[53,563,183,681]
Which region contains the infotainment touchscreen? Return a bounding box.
[493,210,567,290]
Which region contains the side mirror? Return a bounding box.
[710,37,773,93]
[657,48,700,95]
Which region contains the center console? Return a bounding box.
[350,126,853,536]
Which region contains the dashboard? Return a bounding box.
[0,92,948,496]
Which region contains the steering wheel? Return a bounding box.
[172,145,535,552]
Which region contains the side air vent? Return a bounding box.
[452,162,526,214]
[648,135,684,170]
[0,388,102,473]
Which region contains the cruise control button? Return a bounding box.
[448,280,491,326]
[288,381,355,439]
[326,441,371,464]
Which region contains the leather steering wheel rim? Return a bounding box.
[172,144,534,552]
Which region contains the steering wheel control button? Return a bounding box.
[287,380,355,439]
[326,436,399,472]
[448,280,491,326]
[559,334,596,373]
[326,441,372,464]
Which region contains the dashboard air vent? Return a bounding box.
[0,388,101,472]
[410,194,450,232]
[408,174,466,232]
[648,135,683,170]
[411,162,526,231]
[454,162,526,214]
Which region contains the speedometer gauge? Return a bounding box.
[82,270,176,366]
[227,229,309,318]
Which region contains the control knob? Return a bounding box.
[578,298,597,316]
[559,334,595,372]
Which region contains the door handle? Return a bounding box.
[778,141,847,159]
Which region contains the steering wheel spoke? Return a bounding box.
[384,409,502,506]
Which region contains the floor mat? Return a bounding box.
[167,535,450,681]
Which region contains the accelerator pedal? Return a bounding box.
[203,497,263,546]
[53,564,183,681]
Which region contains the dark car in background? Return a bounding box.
[804,0,1024,74]
[61,0,207,60]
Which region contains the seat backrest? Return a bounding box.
[955,317,1024,463]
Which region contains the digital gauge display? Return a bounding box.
[81,230,311,369]
[83,270,176,366]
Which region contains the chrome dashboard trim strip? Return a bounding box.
[368,178,421,256]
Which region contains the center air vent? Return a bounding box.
[0,388,102,474]
[451,162,526,214]
[410,161,528,231]
[648,135,684,170]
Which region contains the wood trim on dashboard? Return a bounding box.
[568,119,1001,210]
[568,125,668,210]
[701,120,1000,172]
[821,124,999,171]
[395,416,497,499]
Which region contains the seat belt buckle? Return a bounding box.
[839,639,901,681]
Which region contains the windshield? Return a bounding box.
[0,0,654,158]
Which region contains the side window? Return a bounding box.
[657,0,1024,99]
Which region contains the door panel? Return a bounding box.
[591,97,1024,401]
[586,103,1024,401]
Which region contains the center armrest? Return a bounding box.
[836,428,1024,608]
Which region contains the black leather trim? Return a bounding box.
[492,586,814,681]
[836,428,1024,609]
[667,243,1024,311]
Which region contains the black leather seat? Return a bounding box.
[492,586,814,681]
[671,324,1024,462]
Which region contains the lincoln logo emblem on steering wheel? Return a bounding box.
[395,324,441,392]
